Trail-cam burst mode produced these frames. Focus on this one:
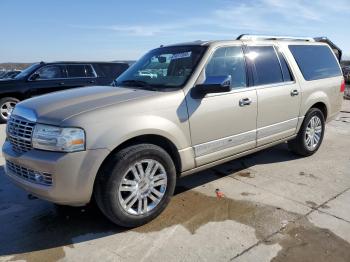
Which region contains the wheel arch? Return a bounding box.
[310,102,328,120]
[95,134,182,184]
[0,92,25,101]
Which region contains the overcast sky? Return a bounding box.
[1,0,349,62]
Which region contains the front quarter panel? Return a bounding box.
[61,89,193,164]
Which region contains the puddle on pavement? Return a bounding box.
[1,203,120,262]
[2,178,350,261]
[134,190,296,241]
[11,247,68,262]
[270,217,350,262]
[134,188,350,261]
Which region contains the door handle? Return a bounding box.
[59,82,65,86]
[290,89,299,96]
[88,80,95,84]
[239,98,252,106]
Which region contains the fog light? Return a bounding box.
[34,173,44,182]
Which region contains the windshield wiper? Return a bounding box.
[120,79,149,87]
[119,79,160,91]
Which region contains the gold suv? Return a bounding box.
[3,35,345,227]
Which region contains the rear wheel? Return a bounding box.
[94,144,176,227]
[0,97,19,123]
[288,108,325,156]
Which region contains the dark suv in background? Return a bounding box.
[0,61,129,122]
[0,70,21,80]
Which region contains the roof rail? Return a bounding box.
[237,34,315,42]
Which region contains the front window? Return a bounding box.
[35,65,65,80]
[205,46,247,89]
[115,46,207,90]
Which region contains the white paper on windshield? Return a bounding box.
[171,52,192,60]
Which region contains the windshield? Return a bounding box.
[115,46,207,90]
[14,63,40,79]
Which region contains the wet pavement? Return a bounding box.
[0,100,350,262]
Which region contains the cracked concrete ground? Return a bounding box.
[0,98,349,262]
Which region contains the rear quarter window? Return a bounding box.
[289,45,342,81]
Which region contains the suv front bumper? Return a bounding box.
[2,141,109,206]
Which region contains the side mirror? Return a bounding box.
[29,73,40,81]
[193,75,231,97]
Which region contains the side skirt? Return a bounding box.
[180,134,297,177]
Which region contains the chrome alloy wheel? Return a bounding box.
[305,116,322,150]
[1,101,16,120]
[118,159,167,215]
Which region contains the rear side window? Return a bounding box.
[289,45,341,81]
[247,46,283,85]
[205,46,247,88]
[66,65,95,78]
[97,64,129,78]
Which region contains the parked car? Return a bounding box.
[342,66,350,83]
[0,71,8,78]
[0,70,21,80]
[3,35,344,227]
[0,61,129,122]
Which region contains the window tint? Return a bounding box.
[289,45,341,81]
[67,65,92,77]
[247,46,283,85]
[98,64,128,78]
[85,65,95,77]
[36,65,64,80]
[205,46,247,88]
[277,51,293,82]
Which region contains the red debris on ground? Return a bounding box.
[215,188,225,198]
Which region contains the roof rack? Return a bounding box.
[237,34,342,61]
[237,34,315,42]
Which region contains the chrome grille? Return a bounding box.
[6,160,53,186]
[7,115,35,153]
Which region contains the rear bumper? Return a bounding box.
[2,141,109,206]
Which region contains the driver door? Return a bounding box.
[186,45,257,166]
[27,65,67,97]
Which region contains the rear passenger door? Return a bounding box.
[246,45,301,146]
[63,64,97,89]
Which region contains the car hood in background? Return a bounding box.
[13,86,156,125]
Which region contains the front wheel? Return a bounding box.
[288,108,325,156]
[94,144,176,227]
[0,97,19,123]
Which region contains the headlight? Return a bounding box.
[32,124,85,152]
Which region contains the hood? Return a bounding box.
[13,86,156,125]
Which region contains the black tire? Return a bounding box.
[288,108,325,156]
[94,144,176,227]
[0,97,19,123]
